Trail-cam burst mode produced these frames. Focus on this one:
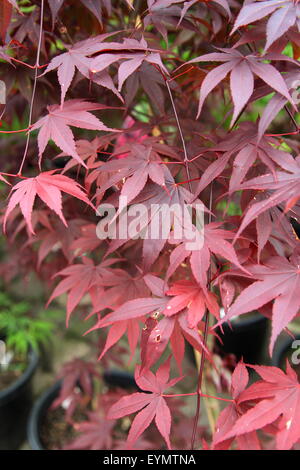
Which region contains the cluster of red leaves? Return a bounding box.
[1,0,300,451]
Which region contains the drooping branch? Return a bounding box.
[18,0,45,175]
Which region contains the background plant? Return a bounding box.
[0,291,54,357]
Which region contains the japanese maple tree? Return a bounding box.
[1,0,300,451]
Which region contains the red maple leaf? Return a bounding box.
[52,358,99,410]
[222,362,300,450]
[31,99,118,166]
[167,222,248,290]
[231,0,300,51]
[233,159,300,239]
[188,47,296,126]
[32,218,87,267]
[97,142,169,210]
[212,361,261,450]
[64,412,115,450]
[91,275,212,370]
[103,167,205,269]
[193,122,299,196]
[107,358,182,449]
[216,254,300,354]
[3,170,93,235]
[163,279,220,328]
[47,256,122,325]
[41,31,123,103]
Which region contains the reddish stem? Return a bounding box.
[0,127,31,134]
[190,183,214,450]
[158,160,186,165]
[0,172,28,179]
[162,392,233,403]
[175,177,201,186]
[168,66,195,82]
[266,130,299,137]
[10,57,48,69]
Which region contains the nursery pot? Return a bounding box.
[0,344,39,450]
[272,333,300,375]
[27,370,137,450]
[214,312,269,365]
[27,380,62,450]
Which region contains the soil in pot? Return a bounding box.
[40,405,87,450]
[28,371,139,450]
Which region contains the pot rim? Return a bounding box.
[0,347,39,405]
[27,370,137,450]
[27,379,62,450]
[217,311,268,332]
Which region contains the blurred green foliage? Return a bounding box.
[0,291,57,357]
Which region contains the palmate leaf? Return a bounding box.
[41,31,128,103]
[32,218,87,267]
[257,70,300,142]
[47,256,122,325]
[91,275,212,369]
[43,35,163,101]
[83,270,151,360]
[233,159,300,240]
[52,358,98,409]
[231,0,300,51]
[31,99,118,167]
[64,412,115,450]
[222,363,300,450]
[107,358,182,449]
[216,254,300,354]
[193,122,299,195]
[167,222,248,290]
[3,170,93,235]
[103,166,206,269]
[163,279,220,329]
[187,48,298,127]
[124,62,166,113]
[213,361,260,450]
[96,142,169,210]
[87,294,168,361]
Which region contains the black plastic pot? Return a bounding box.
[27,370,137,450]
[272,333,300,370]
[0,347,39,450]
[214,312,269,365]
[27,380,62,450]
[103,369,138,390]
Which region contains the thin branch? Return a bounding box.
[10,57,48,69]
[162,392,233,403]
[18,0,44,175]
[266,130,300,137]
[282,105,299,132]
[191,182,214,450]
[165,79,193,192]
[0,127,31,134]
